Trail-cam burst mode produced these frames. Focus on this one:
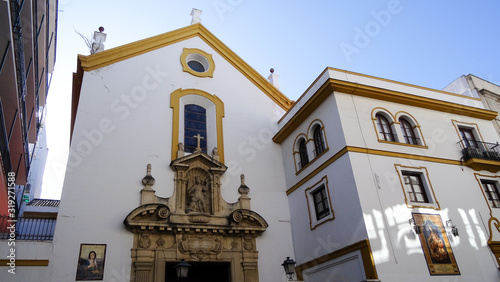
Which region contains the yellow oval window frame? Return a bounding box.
[180,48,215,78]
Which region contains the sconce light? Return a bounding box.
[282,257,296,281]
[175,259,191,279]
[409,218,421,234]
[446,219,459,237]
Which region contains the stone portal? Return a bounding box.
[124,150,267,282]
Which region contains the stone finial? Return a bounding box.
[267,68,280,89]
[212,147,219,161]
[191,8,202,25]
[142,164,156,187]
[238,174,250,196]
[177,142,185,158]
[91,27,107,54]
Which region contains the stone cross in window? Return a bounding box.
[194,134,204,152]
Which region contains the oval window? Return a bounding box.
[186,53,210,73]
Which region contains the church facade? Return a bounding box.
[2,22,500,281]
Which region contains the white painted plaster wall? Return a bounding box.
[49,36,294,281]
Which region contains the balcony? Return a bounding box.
[458,139,500,172]
[0,215,56,240]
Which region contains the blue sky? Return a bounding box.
[41,0,500,199]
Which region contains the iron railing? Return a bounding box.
[457,139,500,162]
[0,215,56,240]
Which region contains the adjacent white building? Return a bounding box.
[275,68,500,281]
[2,19,500,282]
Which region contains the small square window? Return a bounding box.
[395,165,440,210]
[481,180,500,208]
[312,185,330,220]
[305,176,334,230]
[403,173,429,203]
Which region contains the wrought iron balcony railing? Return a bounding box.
[0,215,56,240]
[457,139,500,162]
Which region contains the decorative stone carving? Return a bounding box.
[157,206,170,219]
[124,150,268,281]
[156,238,165,247]
[142,164,155,187]
[212,147,219,161]
[177,142,184,158]
[178,235,222,260]
[138,234,151,249]
[186,176,209,213]
[230,239,238,250]
[238,174,250,196]
[243,237,254,251]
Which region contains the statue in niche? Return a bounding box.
[187,176,209,213]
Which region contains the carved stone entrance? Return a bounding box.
[124,149,268,282]
[165,261,230,282]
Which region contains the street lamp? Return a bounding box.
[282,257,296,281]
[175,259,191,279]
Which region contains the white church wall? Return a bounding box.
[51,35,294,281]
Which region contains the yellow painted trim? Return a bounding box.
[170,88,225,163]
[464,158,500,173]
[377,140,428,149]
[78,24,292,111]
[287,147,348,195]
[395,111,428,147]
[475,174,500,248]
[180,48,215,78]
[295,239,378,280]
[348,146,461,165]
[371,107,396,142]
[274,77,497,144]
[305,176,335,230]
[473,173,498,216]
[0,259,49,266]
[306,119,330,150]
[286,146,462,195]
[292,134,308,173]
[293,120,331,174]
[394,164,441,210]
[452,119,486,143]
[488,241,500,267]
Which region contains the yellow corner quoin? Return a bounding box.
[180,48,215,78]
[76,23,292,111]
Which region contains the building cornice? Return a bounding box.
[76,23,293,111]
[274,77,498,144]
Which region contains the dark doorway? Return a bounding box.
[165,261,231,282]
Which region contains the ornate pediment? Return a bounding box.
[171,150,227,173]
[125,155,266,236]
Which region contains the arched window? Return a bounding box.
[376,114,395,142]
[299,139,309,169]
[400,118,419,145]
[313,125,325,157]
[184,104,207,153]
